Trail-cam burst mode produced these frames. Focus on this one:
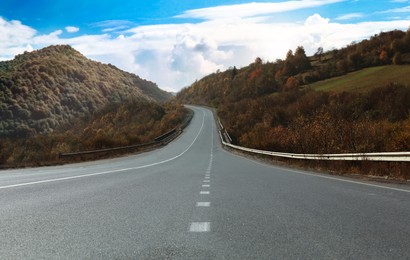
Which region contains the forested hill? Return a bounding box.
[177,29,410,157]
[177,29,410,106]
[0,45,171,137]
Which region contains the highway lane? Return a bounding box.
[0,106,409,259]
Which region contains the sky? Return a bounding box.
[1,0,410,92]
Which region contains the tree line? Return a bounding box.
[177,29,410,179]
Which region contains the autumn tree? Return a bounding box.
[315,47,324,61]
[294,46,311,72]
[393,52,402,65]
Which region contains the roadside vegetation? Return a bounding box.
[0,45,188,168]
[0,100,188,168]
[177,29,410,180]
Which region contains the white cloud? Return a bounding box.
[176,0,344,20]
[65,26,79,33]
[1,3,410,92]
[380,5,410,13]
[72,16,410,91]
[335,13,364,20]
[92,20,135,33]
[0,17,36,58]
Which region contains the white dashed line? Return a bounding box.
[189,222,210,232]
[196,202,211,207]
[188,113,214,235]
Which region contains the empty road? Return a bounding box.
[0,106,409,259]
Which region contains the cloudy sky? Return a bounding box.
[1,0,410,92]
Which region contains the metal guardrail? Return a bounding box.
[217,119,410,162]
[60,109,194,158]
[154,129,177,142]
[59,142,158,157]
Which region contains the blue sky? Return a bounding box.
[1,0,410,91]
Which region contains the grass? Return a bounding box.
[308,65,410,92]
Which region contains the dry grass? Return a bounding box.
[309,65,410,92]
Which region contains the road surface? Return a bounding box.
[0,106,409,259]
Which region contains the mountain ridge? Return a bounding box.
[0,45,171,137]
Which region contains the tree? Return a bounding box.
[284,76,300,91]
[393,52,402,65]
[336,59,350,74]
[379,50,389,64]
[315,47,324,61]
[286,50,294,61]
[348,52,362,68]
[231,66,237,79]
[294,46,311,72]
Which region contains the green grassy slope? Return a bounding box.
[308,65,410,92]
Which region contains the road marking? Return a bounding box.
[0,168,135,190]
[0,110,207,191]
[289,170,410,194]
[196,202,211,207]
[223,149,410,194]
[200,191,210,194]
[204,176,210,179]
[203,180,210,183]
[189,222,210,232]
[202,184,210,188]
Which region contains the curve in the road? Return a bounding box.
[0,106,409,259]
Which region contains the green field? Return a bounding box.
[309,65,410,92]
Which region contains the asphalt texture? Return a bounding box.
[0,106,409,259]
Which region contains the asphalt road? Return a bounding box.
[0,106,409,259]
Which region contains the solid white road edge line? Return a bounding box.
[222,148,410,194]
[0,109,207,190]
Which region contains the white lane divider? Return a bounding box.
[196,202,211,207]
[189,112,214,233]
[189,222,210,232]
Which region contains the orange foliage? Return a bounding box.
[284,76,300,91]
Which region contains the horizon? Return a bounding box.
[1,0,410,92]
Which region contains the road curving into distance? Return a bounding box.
[0,106,409,259]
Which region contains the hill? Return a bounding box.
[0,45,171,138]
[177,29,410,179]
[309,65,410,92]
[178,29,410,106]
